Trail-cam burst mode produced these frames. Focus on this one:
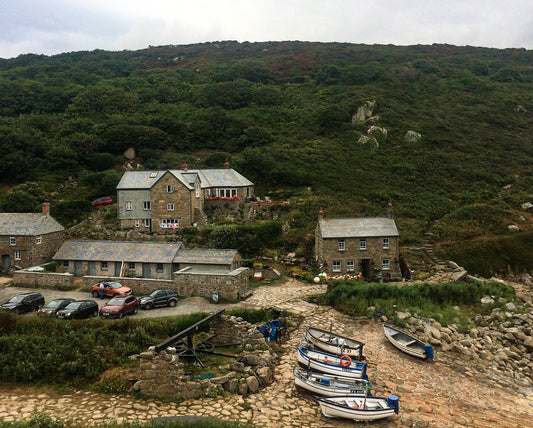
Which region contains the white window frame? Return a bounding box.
[63,260,69,268]
[219,188,237,198]
[346,260,355,272]
[195,182,200,198]
[160,218,179,228]
[128,262,136,271]
[383,238,390,249]
[36,235,42,245]
[338,240,345,251]
[167,203,175,211]
[143,201,151,211]
[101,261,108,270]
[125,201,133,211]
[332,260,341,272]
[135,220,140,228]
[9,237,16,246]
[167,185,174,193]
[14,250,21,260]
[359,239,367,250]
[144,219,151,228]
[382,259,390,270]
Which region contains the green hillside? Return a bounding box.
[1,41,532,276]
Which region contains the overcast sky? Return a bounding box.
[1,0,532,59]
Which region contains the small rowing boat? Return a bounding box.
[297,346,367,379]
[305,326,365,360]
[316,394,399,421]
[293,369,371,396]
[383,324,434,360]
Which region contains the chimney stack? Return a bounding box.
[387,202,393,219]
[318,207,324,220]
[180,159,188,171]
[224,158,230,169]
[42,202,50,216]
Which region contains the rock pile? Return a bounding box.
[389,298,533,386]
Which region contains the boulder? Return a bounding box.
[521,202,533,210]
[367,126,388,138]
[357,135,379,149]
[124,147,136,160]
[352,100,376,123]
[246,376,260,394]
[523,336,533,351]
[405,130,422,142]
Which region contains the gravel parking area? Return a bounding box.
[0,285,250,319]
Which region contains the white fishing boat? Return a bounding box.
[384,324,434,360]
[297,346,367,379]
[305,326,365,360]
[293,369,371,396]
[317,394,399,421]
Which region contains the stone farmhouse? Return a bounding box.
[116,160,254,233]
[0,202,64,271]
[315,207,401,280]
[53,240,241,279]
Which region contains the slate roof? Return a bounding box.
[53,240,183,263]
[173,248,238,265]
[318,218,399,238]
[0,213,64,236]
[116,168,253,191]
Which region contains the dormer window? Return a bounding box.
[150,172,158,178]
[359,239,367,250]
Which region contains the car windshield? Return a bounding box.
[64,302,81,310]
[107,298,124,306]
[108,283,123,290]
[45,300,64,308]
[8,295,26,303]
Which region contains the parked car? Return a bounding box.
[56,300,99,319]
[139,288,178,310]
[100,295,139,319]
[91,196,113,207]
[38,298,76,317]
[91,281,132,298]
[1,292,45,314]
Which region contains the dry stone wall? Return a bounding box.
[135,316,275,399]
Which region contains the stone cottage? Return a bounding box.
[0,202,64,271]
[315,207,401,280]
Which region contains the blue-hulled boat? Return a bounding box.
[293,369,371,396]
[297,346,367,379]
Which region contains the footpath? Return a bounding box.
[0,278,532,427]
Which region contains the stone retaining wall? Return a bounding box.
[12,270,75,288]
[135,316,274,399]
[211,315,266,346]
[21,267,250,301]
[174,267,250,301]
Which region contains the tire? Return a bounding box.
[168,299,177,307]
[92,291,100,298]
[118,312,124,319]
[36,302,44,310]
[145,302,154,310]
[92,310,98,317]
[133,306,138,314]
[16,307,23,315]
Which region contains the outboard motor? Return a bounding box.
[424,344,434,360]
[387,395,400,414]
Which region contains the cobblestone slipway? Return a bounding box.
[0,278,532,427]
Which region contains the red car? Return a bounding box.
[92,197,114,207]
[91,281,132,298]
[99,295,139,319]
